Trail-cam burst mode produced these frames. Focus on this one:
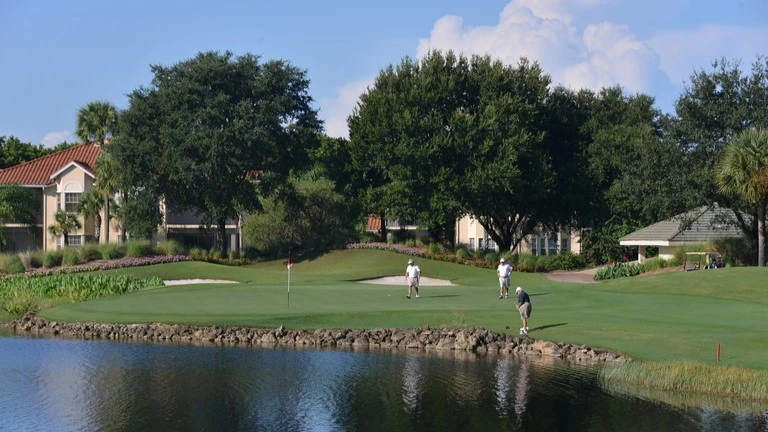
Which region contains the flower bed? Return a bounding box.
[0,255,191,280]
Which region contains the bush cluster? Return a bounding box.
[594,262,645,280]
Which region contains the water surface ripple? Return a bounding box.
[0,336,764,431]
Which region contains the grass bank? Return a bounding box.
[11,248,768,402]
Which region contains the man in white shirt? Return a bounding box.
[405,259,421,299]
[497,258,512,299]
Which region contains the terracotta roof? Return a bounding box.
[367,215,382,232]
[0,142,102,186]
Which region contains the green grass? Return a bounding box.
[33,248,768,372]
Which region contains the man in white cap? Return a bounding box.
[496,257,512,299]
[515,286,532,335]
[405,258,421,299]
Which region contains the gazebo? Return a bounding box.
[619,204,744,262]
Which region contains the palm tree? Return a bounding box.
[48,211,82,247]
[716,128,768,267]
[77,191,103,243]
[0,184,38,252]
[76,101,118,146]
[76,101,118,243]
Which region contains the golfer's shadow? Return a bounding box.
[427,294,460,298]
[529,322,567,332]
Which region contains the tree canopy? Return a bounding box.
[347,52,564,250]
[109,51,322,255]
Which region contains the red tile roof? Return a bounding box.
[0,142,102,186]
[367,215,382,231]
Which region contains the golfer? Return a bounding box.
[405,259,421,299]
[497,257,512,299]
[515,286,532,335]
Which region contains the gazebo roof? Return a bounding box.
[619,204,744,246]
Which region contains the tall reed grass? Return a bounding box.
[599,361,768,402]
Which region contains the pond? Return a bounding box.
[0,336,764,431]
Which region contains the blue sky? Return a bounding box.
[1,0,766,146]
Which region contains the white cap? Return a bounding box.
[500,258,505,262]
[515,286,522,293]
[408,259,414,264]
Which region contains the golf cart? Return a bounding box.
[683,252,724,271]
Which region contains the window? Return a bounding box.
[561,238,570,253]
[548,236,558,255]
[469,238,475,251]
[530,238,537,256]
[65,193,81,212]
[55,236,61,250]
[56,193,61,211]
[478,238,485,250]
[66,236,82,246]
[487,238,496,250]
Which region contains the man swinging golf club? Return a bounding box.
[515,286,532,335]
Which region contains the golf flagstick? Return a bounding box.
[287,255,293,309]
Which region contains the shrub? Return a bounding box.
[101,244,125,260]
[483,251,500,264]
[534,255,557,272]
[712,236,754,266]
[550,252,588,271]
[456,247,468,260]
[516,255,542,272]
[594,262,644,281]
[26,251,45,269]
[0,254,26,274]
[79,244,102,262]
[189,247,208,261]
[428,242,441,254]
[228,250,241,260]
[243,246,260,260]
[156,240,185,256]
[62,248,81,266]
[125,240,155,258]
[42,250,63,268]
[208,249,223,260]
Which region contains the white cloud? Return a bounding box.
[417,0,659,94]
[318,76,375,138]
[647,25,768,86]
[40,131,73,148]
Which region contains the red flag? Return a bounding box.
[287,256,293,269]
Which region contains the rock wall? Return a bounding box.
[6,312,631,363]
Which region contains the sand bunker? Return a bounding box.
[164,279,239,286]
[358,276,457,286]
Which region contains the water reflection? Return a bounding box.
[0,336,764,432]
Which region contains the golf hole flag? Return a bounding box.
[287,256,293,269]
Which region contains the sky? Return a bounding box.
[1,0,766,146]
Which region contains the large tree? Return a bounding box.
[110,51,321,256]
[348,52,560,250]
[76,100,119,243]
[673,56,768,241]
[0,184,38,251]
[716,128,768,267]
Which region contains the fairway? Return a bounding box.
[40,249,768,369]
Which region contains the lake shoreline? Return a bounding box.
[6,312,630,364]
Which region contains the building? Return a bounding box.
[619,204,744,262]
[0,142,240,252]
[454,215,581,255]
[367,214,581,255]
